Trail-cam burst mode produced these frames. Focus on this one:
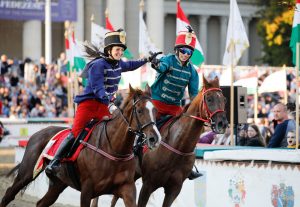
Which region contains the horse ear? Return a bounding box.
[202,74,209,87]
[129,84,134,93]
[144,84,152,96]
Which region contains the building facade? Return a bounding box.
[0,0,262,66]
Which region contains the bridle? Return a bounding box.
[160,87,226,157]
[184,87,225,126]
[121,96,156,138]
[81,95,157,162]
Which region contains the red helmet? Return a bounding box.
[174,30,196,51]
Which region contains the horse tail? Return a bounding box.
[6,163,20,177]
[83,41,107,59]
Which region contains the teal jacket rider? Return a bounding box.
[151,54,199,106]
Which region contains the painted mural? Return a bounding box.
[271,183,294,207]
[228,175,246,207]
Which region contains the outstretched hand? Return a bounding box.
[148,51,163,62]
[148,51,162,69]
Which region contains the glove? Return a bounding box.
[148,51,162,69]
[108,102,118,114]
[148,51,163,62]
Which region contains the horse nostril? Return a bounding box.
[149,137,156,144]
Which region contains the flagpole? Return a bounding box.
[230,0,235,146]
[296,42,300,150]
[45,0,52,64]
[283,65,288,104]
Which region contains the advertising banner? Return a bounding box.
[0,0,77,22]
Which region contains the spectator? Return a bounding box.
[236,124,248,146]
[268,103,292,148]
[241,124,265,147]
[286,130,299,149]
[199,131,216,144]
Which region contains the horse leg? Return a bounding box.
[36,178,67,207]
[118,183,136,207]
[90,197,99,207]
[137,183,155,207]
[162,184,183,207]
[0,168,34,207]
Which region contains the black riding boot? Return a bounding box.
[188,165,203,180]
[45,133,75,176]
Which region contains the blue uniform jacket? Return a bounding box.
[74,58,147,105]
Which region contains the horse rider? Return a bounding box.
[45,29,157,175]
[149,26,202,180]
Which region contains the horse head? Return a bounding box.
[191,76,228,134]
[121,84,161,148]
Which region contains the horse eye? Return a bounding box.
[206,97,213,103]
[223,97,227,104]
[137,109,143,114]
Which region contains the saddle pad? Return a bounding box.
[33,124,98,178]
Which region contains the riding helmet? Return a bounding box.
[104,29,127,54]
[174,26,196,51]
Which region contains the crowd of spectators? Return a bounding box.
[0,53,70,119]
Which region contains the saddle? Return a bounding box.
[33,119,101,179]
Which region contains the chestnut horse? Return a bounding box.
[0,86,161,207]
[100,76,227,207]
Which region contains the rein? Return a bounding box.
[160,140,194,156]
[80,140,134,161]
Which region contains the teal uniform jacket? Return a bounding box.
[151,54,199,106]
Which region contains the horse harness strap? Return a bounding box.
[183,87,224,124]
[80,140,134,162]
[160,140,194,156]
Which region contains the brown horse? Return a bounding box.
[137,76,227,207]
[0,86,161,207]
[100,76,227,207]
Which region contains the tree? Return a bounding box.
[256,0,294,66]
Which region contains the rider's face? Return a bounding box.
[178,47,192,63]
[110,46,124,60]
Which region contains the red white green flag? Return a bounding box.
[176,0,205,66]
[290,0,300,66]
[65,31,86,73]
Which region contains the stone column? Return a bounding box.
[147,0,164,50]
[23,20,42,62]
[220,16,228,63]
[107,0,125,29]
[74,0,84,41]
[241,17,251,66]
[198,15,209,58]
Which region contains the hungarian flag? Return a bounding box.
[65,31,86,73]
[176,0,205,65]
[290,0,300,66]
[65,31,86,72]
[105,16,134,59]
